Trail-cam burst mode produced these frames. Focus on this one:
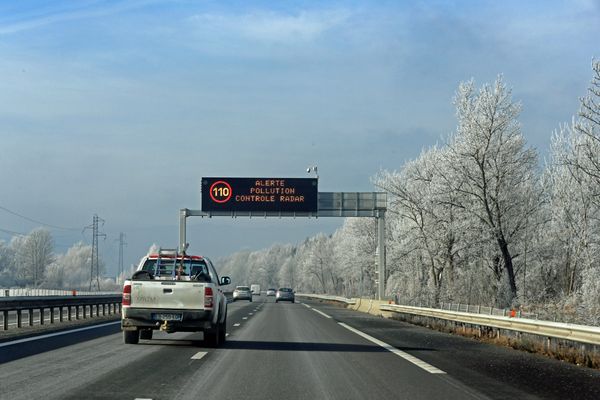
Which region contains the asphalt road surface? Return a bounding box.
[1,297,599,400]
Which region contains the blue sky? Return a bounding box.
[1,0,599,275]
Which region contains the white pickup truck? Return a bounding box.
[121,250,231,346]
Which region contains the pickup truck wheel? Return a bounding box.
[123,330,140,344]
[140,329,153,340]
[218,316,226,344]
[204,328,219,347]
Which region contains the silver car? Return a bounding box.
[232,286,253,302]
[275,288,295,303]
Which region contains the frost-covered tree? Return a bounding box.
[44,242,103,289]
[445,77,539,305]
[14,228,55,287]
[0,240,17,286]
[277,255,298,289]
[545,129,600,297]
[43,241,117,290]
[333,218,377,297]
[569,60,600,196]
[375,147,466,304]
[540,60,600,322]
[216,250,251,286]
[298,233,334,293]
[216,244,296,290]
[580,264,600,325]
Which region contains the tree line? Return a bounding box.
[218,61,600,325]
[0,228,120,290]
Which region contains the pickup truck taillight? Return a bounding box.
[204,287,213,308]
[123,284,132,306]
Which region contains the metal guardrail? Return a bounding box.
[380,304,600,346]
[0,295,122,331]
[298,294,600,346]
[438,302,538,319]
[1,288,118,297]
[296,293,356,305]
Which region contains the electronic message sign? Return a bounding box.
[202,177,318,213]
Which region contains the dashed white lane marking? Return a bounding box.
[134,398,152,400]
[191,351,208,360]
[338,322,446,374]
[311,308,332,319]
[302,303,311,309]
[249,313,253,315]
[0,321,121,348]
[242,317,248,320]
[226,333,230,337]
[233,323,241,327]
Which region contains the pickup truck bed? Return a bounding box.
[121,252,231,346]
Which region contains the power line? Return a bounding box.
[0,227,26,236]
[0,205,80,231]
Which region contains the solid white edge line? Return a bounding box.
[302,303,311,308]
[311,308,332,319]
[338,322,446,374]
[0,321,121,348]
[191,351,208,360]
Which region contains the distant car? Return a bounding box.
[251,284,261,295]
[233,286,252,302]
[266,288,276,296]
[275,288,295,303]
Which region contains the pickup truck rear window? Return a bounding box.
[141,258,211,281]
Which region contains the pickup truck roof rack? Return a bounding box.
[158,248,179,257]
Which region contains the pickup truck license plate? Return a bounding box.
[152,313,183,321]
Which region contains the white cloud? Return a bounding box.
[189,9,351,43]
[0,0,160,35]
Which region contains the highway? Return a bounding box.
[1,297,599,400]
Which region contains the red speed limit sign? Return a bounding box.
[209,180,232,203]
